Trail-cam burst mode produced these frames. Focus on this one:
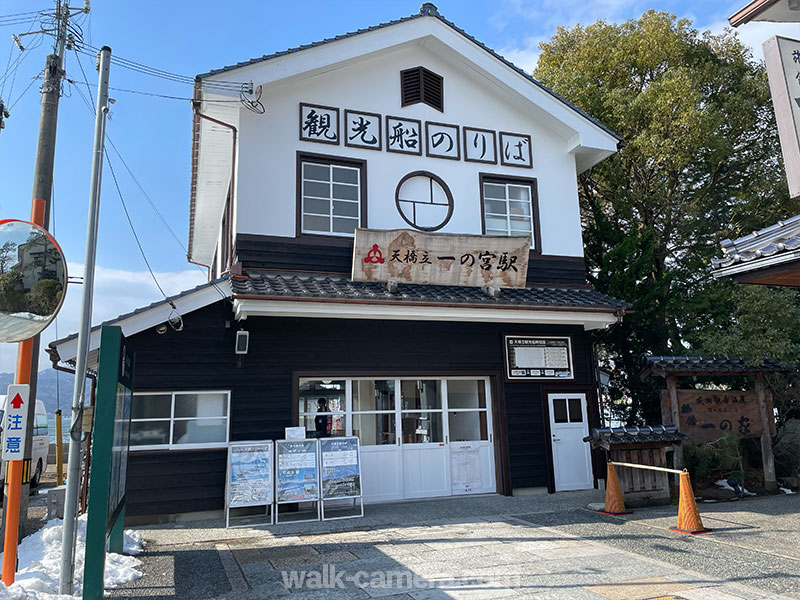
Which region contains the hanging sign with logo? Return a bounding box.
[3,385,30,461]
[353,229,529,289]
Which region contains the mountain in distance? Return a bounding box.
[0,369,78,415]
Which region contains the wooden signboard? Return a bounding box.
[661,389,776,445]
[352,228,530,288]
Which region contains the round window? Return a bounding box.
[395,171,454,232]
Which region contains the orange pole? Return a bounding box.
[2,199,43,583]
[2,337,35,584]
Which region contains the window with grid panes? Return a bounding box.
[482,180,535,248]
[301,160,362,236]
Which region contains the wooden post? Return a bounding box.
[754,373,778,493]
[666,375,683,470]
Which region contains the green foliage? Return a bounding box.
[28,278,63,315]
[683,433,745,482]
[535,11,800,423]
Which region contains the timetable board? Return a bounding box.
[505,335,573,380]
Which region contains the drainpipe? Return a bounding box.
[192,97,238,275]
[51,362,96,513]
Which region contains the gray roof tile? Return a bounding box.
[232,272,628,311]
[712,213,800,270]
[642,355,788,376]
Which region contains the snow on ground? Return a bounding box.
[780,487,796,494]
[0,515,143,599]
[715,479,756,496]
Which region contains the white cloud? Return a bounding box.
[0,265,207,375]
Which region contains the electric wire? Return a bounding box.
[105,151,172,302]
[68,78,230,303]
[9,70,42,109]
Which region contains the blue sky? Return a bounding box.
[1,0,799,374]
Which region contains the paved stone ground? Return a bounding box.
[108,491,799,600]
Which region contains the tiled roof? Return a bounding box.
[231,272,628,311]
[712,213,800,271]
[642,355,789,377]
[196,3,622,143]
[584,426,686,447]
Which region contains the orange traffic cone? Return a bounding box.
[599,462,631,516]
[670,470,711,535]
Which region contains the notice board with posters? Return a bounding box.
[661,389,777,445]
[276,439,320,503]
[504,335,573,380]
[320,437,361,500]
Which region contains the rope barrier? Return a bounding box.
[609,461,684,475]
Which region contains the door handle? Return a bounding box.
[552,437,562,442]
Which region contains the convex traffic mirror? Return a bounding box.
[0,220,67,343]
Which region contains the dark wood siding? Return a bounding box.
[126,449,227,516]
[235,234,588,285]
[124,300,595,515]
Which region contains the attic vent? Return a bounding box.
[401,66,443,112]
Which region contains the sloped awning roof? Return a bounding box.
[48,277,231,371]
[641,355,789,379]
[729,0,800,27]
[232,271,628,330]
[711,214,800,286]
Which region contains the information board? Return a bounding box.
[505,335,573,380]
[228,442,274,508]
[320,437,361,499]
[276,440,319,503]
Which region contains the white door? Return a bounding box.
[548,393,593,491]
[448,379,495,495]
[351,380,403,502]
[400,379,450,499]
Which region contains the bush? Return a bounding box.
[683,433,746,484]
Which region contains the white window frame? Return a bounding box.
[130,390,231,451]
[296,376,493,446]
[300,159,362,237]
[481,179,536,248]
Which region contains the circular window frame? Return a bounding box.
[394,170,454,232]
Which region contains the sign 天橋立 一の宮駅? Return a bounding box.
[352,229,530,289]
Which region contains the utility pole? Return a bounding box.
[1,0,88,541]
[59,45,110,596]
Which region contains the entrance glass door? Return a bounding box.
[448,379,495,495]
[352,380,402,502]
[400,380,450,499]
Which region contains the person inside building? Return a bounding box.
[314,398,330,438]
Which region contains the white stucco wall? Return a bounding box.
[234,44,585,257]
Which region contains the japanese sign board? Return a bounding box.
[276,439,320,503]
[2,384,29,461]
[661,390,777,445]
[299,102,532,168]
[505,336,574,380]
[764,36,800,199]
[352,229,530,288]
[320,437,361,500]
[228,442,274,508]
